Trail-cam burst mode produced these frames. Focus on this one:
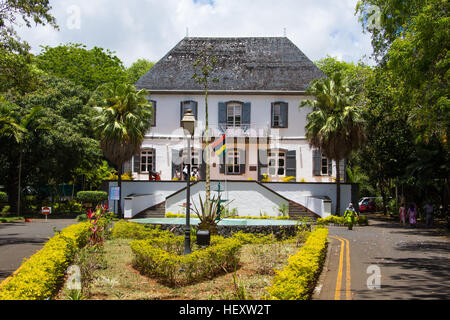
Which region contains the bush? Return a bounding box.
[131,236,242,287]
[0,192,7,203]
[76,191,108,205]
[265,227,328,300]
[111,220,172,240]
[0,222,90,300]
[317,215,368,226]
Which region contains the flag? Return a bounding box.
[211,134,226,157]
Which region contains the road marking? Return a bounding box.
[330,236,344,300]
[330,235,352,300]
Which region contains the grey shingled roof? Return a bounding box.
[136,37,324,93]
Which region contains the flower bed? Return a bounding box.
[0,223,90,300]
[265,227,328,300]
[131,236,242,287]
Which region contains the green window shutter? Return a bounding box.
[218,102,227,132]
[133,153,141,173]
[150,100,156,126]
[313,149,321,176]
[242,102,251,130]
[280,102,288,128]
[286,150,296,178]
[258,149,268,181]
[239,148,246,175]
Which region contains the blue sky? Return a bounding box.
[16,0,374,67]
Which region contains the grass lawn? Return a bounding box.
[59,238,303,300]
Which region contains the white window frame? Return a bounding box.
[140,149,155,173]
[227,102,242,128]
[226,149,241,175]
[268,150,286,177]
[321,156,329,176]
[272,103,281,128]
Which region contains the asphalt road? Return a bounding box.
[0,219,77,282]
[314,216,450,300]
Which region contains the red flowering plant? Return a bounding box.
[87,204,108,246]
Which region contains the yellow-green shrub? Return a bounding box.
[111,220,173,240]
[131,236,242,287]
[317,215,368,226]
[0,223,90,300]
[230,231,276,244]
[265,227,328,300]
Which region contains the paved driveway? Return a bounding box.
[314,216,450,300]
[0,219,77,282]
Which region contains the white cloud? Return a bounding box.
[16,0,373,67]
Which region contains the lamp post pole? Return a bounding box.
[181,109,195,255]
[184,135,192,255]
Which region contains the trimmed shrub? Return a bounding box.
[131,236,242,287]
[0,223,90,300]
[76,191,108,206]
[111,220,173,240]
[0,192,7,203]
[265,227,328,300]
[317,215,368,226]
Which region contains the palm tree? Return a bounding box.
[90,83,152,217]
[1,101,47,216]
[300,72,366,215]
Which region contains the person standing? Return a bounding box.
[424,202,434,228]
[344,203,357,230]
[407,203,417,228]
[399,203,406,225]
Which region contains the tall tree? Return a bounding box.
[300,72,366,215]
[192,46,219,206]
[126,59,155,84]
[90,83,152,216]
[36,43,127,91]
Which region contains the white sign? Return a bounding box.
[109,187,120,201]
[41,207,52,215]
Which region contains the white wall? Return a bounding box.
[264,182,353,215]
[165,181,288,217]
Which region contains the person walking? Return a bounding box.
[407,203,417,228]
[344,203,357,230]
[424,202,434,228]
[399,203,406,226]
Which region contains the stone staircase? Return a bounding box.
[132,201,166,219]
[288,200,320,220]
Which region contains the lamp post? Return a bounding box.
[181,109,195,255]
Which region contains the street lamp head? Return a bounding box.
[181,109,196,136]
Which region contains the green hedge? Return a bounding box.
[0,192,7,203]
[131,236,242,287]
[317,215,368,226]
[111,220,173,240]
[265,227,328,300]
[0,222,90,300]
[76,191,108,205]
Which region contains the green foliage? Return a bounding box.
[111,220,172,240]
[130,236,242,287]
[76,191,108,205]
[126,59,155,84]
[265,228,328,300]
[0,222,90,300]
[316,215,368,226]
[36,43,127,91]
[0,191,6,202]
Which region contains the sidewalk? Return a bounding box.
[0,219,77,282]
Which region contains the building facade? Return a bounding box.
[125,37,345,183]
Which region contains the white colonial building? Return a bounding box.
[124,37,345,184]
